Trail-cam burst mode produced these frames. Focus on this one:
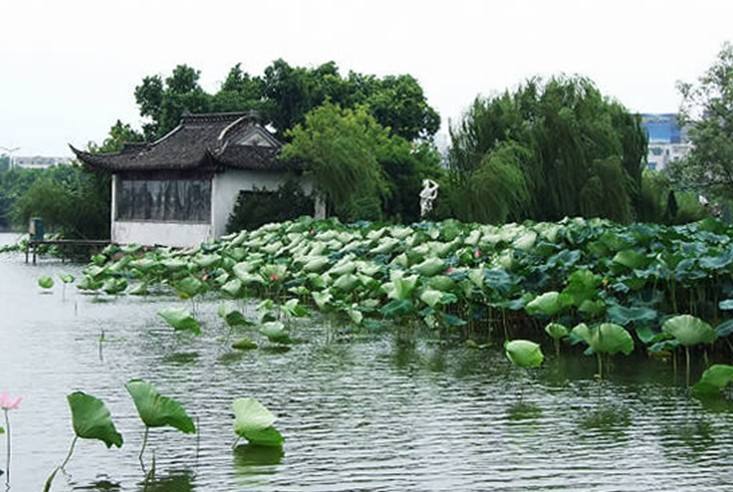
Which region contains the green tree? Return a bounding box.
[670,42,733,201]
[281,103,389,221]
[445,76,647,223]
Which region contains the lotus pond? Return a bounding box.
[3,216,733,490]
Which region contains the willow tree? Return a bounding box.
[281,103,389,221]
[445,76,647,223]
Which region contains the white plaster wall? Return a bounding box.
[112,221,211,248]
[211,170,316,237]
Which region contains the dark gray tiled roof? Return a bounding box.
[70,111,297,172]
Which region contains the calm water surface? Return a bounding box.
[1,233,733,491]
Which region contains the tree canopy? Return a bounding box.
[133,60,440,142]
[669,42,733,201]
[442,76,647,223]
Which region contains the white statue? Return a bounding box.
[419,179,439,218]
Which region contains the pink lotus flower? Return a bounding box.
[474,249,481,259]
[0,392,21,410]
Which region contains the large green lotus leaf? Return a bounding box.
[345,305,363,325]
[259,321,291,344]
[467,267,484,288]
[385,272,418,301]
[195,254,220,269]
[662,315,716,346]
[38,275,54,289]
[419,288,443,308]
[158,307,201,335]
[218,304,251,327]
[102,278,127,295]
[526,291,570,317]
[544,322,568,340]
[233,397,276,435]
[260,264,288,282]
[333,273,359,292]
[302,256,330,273]
[562,269,600,305]
[221,278,242,297]
[504,340,544,368]
[413,257,445,276]
[512,231,537,251]
[607,305,657,326]
[370,237,400,255]
[176,276,204,297]
[125,379,195,433]
[130,258,157,271]
[162,258,188,271]
[67,392,123,448]
[692,364,733,396]
[571,323,634,355]
[312,290,332,310]
[612,249,648,269]
[329,260,357,276]
[578,299,606,317]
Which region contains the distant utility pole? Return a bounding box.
[0,146,20,169]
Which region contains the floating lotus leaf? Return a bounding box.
[504,340,544,368]
[158,307,201,335]
[232,337,258,350]
[125,379,195,433]
[571,323,634,355]
[67,391,123,448]
[662,315,716,347]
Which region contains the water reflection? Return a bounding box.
[138,469,195,492]
[232,445,283,489]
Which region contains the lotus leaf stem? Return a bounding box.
[139,426,149,471]
[597,353,603,380]
[685,346,691,387]
[60,436,78,470]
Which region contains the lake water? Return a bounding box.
[1,232,733,491]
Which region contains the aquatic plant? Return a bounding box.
[125,379,196,468]
[38,275,54,290]
[692,364,733,397]
[571,323,634,378]
[504,339,544,369]
[0,392,21,485]
[75,216,733,366]
[158,307,201,335]
[662,315,717,385]
[544,322,569,356]
[44,392,122,491]
[232,398,284,447]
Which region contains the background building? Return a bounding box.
[640,113,693,171]
[12,155,71,169]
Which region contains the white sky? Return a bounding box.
[1,0,732,156]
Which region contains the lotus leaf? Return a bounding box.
[67,391,123,448]
[259,321,291,344]
[232,337,258,350]
[233,398,284,447]
[221,278,242,297]
[526,291,570,317]
[545,322,568,340]
[692,364,733,396]
[158,307,201,335]
[662,315,716,346]
[413,257,445,276]
[125,379,195,433]
[38,275,54,289]
[571,323,634,355]
[504,340,544,368]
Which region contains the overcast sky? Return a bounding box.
[1,0,732,156]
